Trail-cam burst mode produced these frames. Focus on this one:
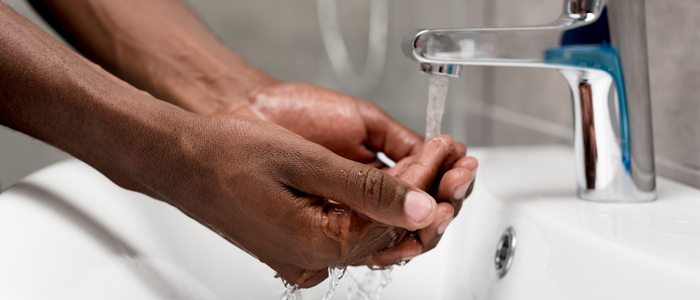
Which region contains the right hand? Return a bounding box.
[358,135,478,267]
[118,114,443,288]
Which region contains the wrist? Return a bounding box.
[164,66,278,116]
[120,36,279,116]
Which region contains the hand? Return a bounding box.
[139,115,444,288]
[356,135,478,267]
[232,82,424,164]
[230,83,478,265]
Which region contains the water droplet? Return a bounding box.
[280,280,302,300]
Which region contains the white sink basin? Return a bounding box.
[1,146,699,299]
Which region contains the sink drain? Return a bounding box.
[494,227,516,278]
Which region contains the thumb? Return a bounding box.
[291,151,437,231]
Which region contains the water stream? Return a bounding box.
[281,280,302,300]
[425,74,450,141]
[347,267,393,300]
[322,267,346,300]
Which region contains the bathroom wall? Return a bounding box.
[2,0,699,191]
[472,0,700,189]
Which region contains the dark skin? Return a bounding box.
[1,0,478,288]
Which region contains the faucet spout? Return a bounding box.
[403,0,656,202]
[402,0,605,68]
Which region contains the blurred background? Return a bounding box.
[1,0,699,190]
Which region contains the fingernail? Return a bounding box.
[437,219,452,235]
[405,191,433,223]
[453,179,473,200]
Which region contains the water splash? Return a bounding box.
[279,267,347,300]
[347,267,393,300]
[322,267,347,300]
[280,279,302,300]
[425,74,450,141]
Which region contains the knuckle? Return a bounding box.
[347,165,400,213]
[362,101,384,114]
[363,168,388,211]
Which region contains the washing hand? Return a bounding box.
[154,115,451,288]
[18,0,479,286]
[231,82,478,264]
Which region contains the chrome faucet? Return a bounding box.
[403,0,655,202]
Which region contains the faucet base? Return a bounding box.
[558,65,656,202]
[402,0,656,202]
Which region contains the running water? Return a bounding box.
[279,267,346,300]
[281,280,303,300]
[347,267,393,300]
[425,74,450,140]
[322,267,346,300]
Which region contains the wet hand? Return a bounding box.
[153,115,440,288]
[227,83,479,267]
[232,82,423,165]
[357,135,478,267]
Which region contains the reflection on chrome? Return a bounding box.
[403,0,656,202]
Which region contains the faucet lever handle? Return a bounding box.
[566,0,604,21]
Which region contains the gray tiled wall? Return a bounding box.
[2,0,699,191]
[646,0,700,189]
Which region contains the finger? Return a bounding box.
[397,135,454,191]
[296,269,329,289]
[450,156,478,207]
[364,157,388,169]
[358,100,423,162]
[355,236,423,267]
[289,144,438,231]
[453,156,478,171]
[444,142,467,171]
[436,167,474,202]
[416,202,455,253]
[426,141,466,194]
[384,154,414,177]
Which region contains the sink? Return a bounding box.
[1,146,699,299]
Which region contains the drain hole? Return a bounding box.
[494,227,516,278]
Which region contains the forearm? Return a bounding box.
[29,0,277,115]
[0,4,191,200]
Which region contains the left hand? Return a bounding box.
[231,82,426,164]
